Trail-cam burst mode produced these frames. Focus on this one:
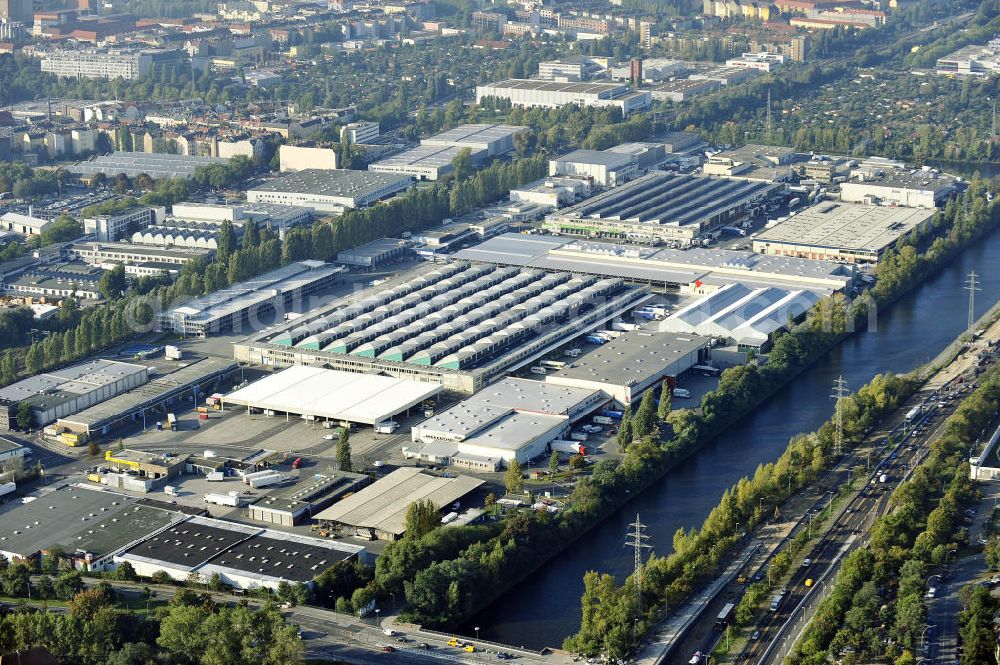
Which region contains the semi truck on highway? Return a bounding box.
[905,405,923,422]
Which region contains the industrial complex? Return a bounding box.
[454,234,856,294]
[246,169,414,212]
[312,467,484,541]
[541,172,782,242]
[233,261,650,393]
[407,378,607,469]
[752,202,937,264]
[223,365,443,426]
[115,514,365,588]
[157,260,343,336]
[0,359,149,430]
[658,283,820,351]
[475,79,652,115]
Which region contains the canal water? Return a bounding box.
[466,184,1000,650]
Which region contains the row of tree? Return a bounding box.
[787,365,999,664]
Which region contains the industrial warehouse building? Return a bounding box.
[658,283,820,351]
[839,168,960,209]
[246,169,414,213]
[54,357,239,438]
[475,79,651,115]
[549,149,639,187]
[0,486,179,567]
[454,234,855,294]
[336,237,410,268]
[247,471,370,526]
[69,242,213,267]
[369,144,487,181]
[70,152,227,182]
[420,123,528,156]
[542,172,782,242]
[233,262,650,394]
[752,202,937,264]
[157,260,343,336]
[406,378,607,469]
[114,515,365,589]
[544,330,710,406]
[0,359,148,430]
[313,468,484,540]
[223,366,443,426]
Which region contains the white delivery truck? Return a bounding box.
[673,388,691,398]
[375,421,398,434]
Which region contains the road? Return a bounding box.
[645,308,1000,665]
[923,481,1000,665]
[746,346,1000,663]
[51,577,572,665]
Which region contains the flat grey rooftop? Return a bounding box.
[0,359,147,405]
[338,237,410,259]
[422,123,527,145]
[481,79,628,94]
[552,149,635,168]
[57,358,238,429]
[754,201,936,252]
[371,144,482,169]
[546,329,709,385]
[453,234,854,293]
[0,487,165,558]
[250,169,412,198]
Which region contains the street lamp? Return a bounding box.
[475,626,480,641]
[945,548,958,565]
[374,608,380,628]
[920,624,935,650]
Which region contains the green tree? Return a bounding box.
[450,147,474,181]
[657,380,672,421]
[616,405,633,450]
[633,389,657,439]
[99,263,127,300]
[549,449,560,472]
[404,498,440,539]
[217,220,237,261]
[505,459,524,495]
[336,429,352,472]
[15,401,34,431]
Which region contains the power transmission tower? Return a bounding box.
[625,514,652,619]
[965,271,981,331]
[831,376,849,458]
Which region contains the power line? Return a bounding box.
[831,376,849,458]
[965,271,981,332]
[625,514,652,620]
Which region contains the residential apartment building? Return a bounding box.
[41,48,186,81]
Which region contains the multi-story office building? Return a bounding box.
[83,206,160,242]
[339,121,380,144]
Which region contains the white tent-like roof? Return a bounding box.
[223,365,441,425]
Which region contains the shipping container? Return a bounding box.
[206,471,225,482]
[563,348,582,358]
[530,366,548,375]
[592,416,614,425]
[375,421,398,434]
[249,473,289,489]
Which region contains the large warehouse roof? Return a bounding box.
[0,486,175,559]
[547,172,779,229]
[312,468,483,538]
[223,365,442,425]
[0,359,146,405]
[753,202,936,253]
[454,234,854,293]
[70,152,226,180]
[659,283,820,345]
[249,169,412,198]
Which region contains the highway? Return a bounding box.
[738,346,999,665]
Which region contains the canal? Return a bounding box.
[466,192,1000,650]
